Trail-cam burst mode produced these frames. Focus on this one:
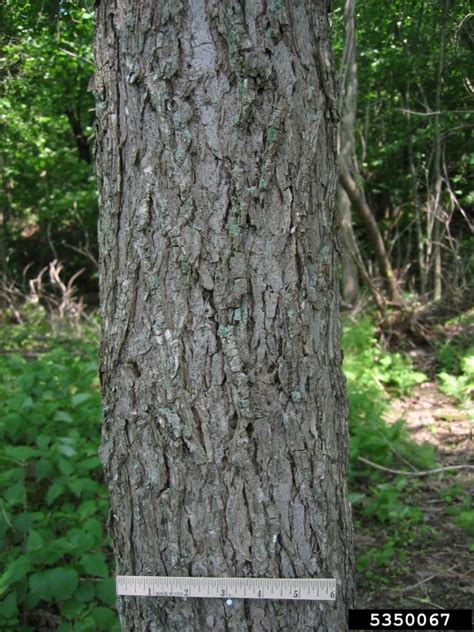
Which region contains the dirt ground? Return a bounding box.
[354,373,473,613]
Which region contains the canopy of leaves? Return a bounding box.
[0,0,97,287]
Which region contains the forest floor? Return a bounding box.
[354,344,473,611]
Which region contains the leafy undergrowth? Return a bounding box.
[0,318,119,631]
[343,317,435,576]
[344,314,473,608]
[0,310,471,628]
[435,308,474,411]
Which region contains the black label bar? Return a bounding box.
[348,609,472,631]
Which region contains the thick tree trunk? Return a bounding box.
[94,1,354,630]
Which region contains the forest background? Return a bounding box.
[0,0,472,629]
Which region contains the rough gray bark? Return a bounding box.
[94,1,354,630]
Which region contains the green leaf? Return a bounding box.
[2,413,21,437]
[4,445,37,460]
[80,552,108,578]
[29,571,52,601]
[46,567,79,601]
[36,458,54,481]
[60,596,85,618]
[74,615,97,632]
[348,492,365,505]
[78,500,97,519]
[21,396,34,409]
[46,482,65,505]
[71,393,92,407]
[36,435,51,449]
[67,529,95,554]
[58,458,74,476]
[4,481,25,506]
[95,578,116,606]
[0,591,18,619]
[80,456,101,470]
[91,606,118,630]
[58,444,77,458]
[26,529,44,552]
[83,518,103,543]
[456,510,474,536]
[68,477,99,497]
[12,512,33,533]
[0,555,31,597]
[54,410,73,423]
[76,580,95,603]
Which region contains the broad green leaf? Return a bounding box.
[80,552,108,578]
[36,435,51,449]
[0,591,17,619]
[71,393,92,407]
[58,458,74,476]
[26,529,44,552]
[58,444,77,458]
[67,529,95,554]
[80,456,101,470]
[54,410,73,423]
[0,555,31,597]
[4,445,37,460]
[74,615,97,632]
[46,567,79,601]
[12,512,33,533]
[60,596,85,618]
[36,458,54,481]
[95,578,116,606]
[46,482,65,505]
[4,481,25,506]
[83,518,103,543]
[29,570,52,601]
[21,396,34,409]
[78,500,97,519]
[76,579,95,602]
[91,606,118,630]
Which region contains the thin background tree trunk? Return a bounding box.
[337,0,402,306]
[338,0,360,307]
[94,1,354,629]
[432,0,450,300]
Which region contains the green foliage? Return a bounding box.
[332,0,473,294]
[0,322,118,629]
[343,317,434,572]
[441,484,474,538]
[436,310,474,406]
[0,0,97,285]
[438,351,474,405]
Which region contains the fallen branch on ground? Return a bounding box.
[358,456,474,477]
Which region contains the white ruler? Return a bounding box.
[116,576,336,601]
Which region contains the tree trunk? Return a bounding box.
[432,0,450,301]
[94,1,354,630]
[338,0,359,307]
[339,169,403,304]
[338,186,359,307]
